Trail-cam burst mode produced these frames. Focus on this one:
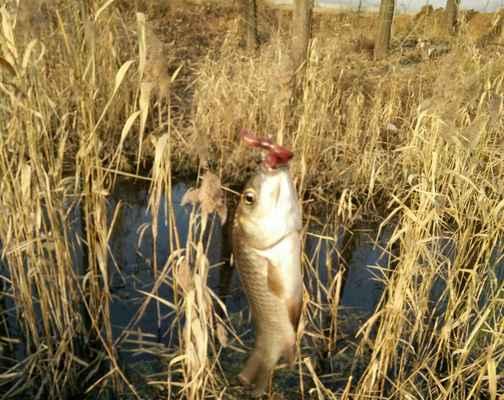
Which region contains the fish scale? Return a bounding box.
[236,248,291,334]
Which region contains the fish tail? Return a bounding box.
[250,350,282,397]
[250,364,271,397]
[238,349,262,386]
[239,338,284,396]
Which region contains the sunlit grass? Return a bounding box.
[0,0,502,399]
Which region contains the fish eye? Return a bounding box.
[243,190,256,205]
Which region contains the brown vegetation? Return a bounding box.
[0,0,503,399]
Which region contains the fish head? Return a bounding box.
[235,164,302,250]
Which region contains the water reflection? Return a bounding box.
[106,181,391,354]
[1,179,501,377]
[106,182,233,363]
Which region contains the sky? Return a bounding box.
[273,0,502,12]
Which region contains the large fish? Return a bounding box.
[232,129,303,397]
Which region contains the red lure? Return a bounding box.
[240,129,293,169]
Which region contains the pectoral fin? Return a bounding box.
[266,259,285,298]
[266,259,302,331]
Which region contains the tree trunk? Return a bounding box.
[292,0,313,75]
[374,0,395,60]
[444,0,459,35]
[238,0,257,50]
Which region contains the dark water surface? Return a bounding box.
[1,179,502,398]
[104,182,389,355]
[104,180,504,352]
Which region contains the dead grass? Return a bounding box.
[0,0,503,399]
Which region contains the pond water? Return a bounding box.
[65,180,504,362]
[104,181,389,359]
[0,179,502,397]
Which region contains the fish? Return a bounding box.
[232,129,303,397]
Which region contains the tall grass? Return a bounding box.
[0,1,502,399]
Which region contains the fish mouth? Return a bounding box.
[240,128,293,169]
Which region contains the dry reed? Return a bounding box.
[0,1,502,399]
